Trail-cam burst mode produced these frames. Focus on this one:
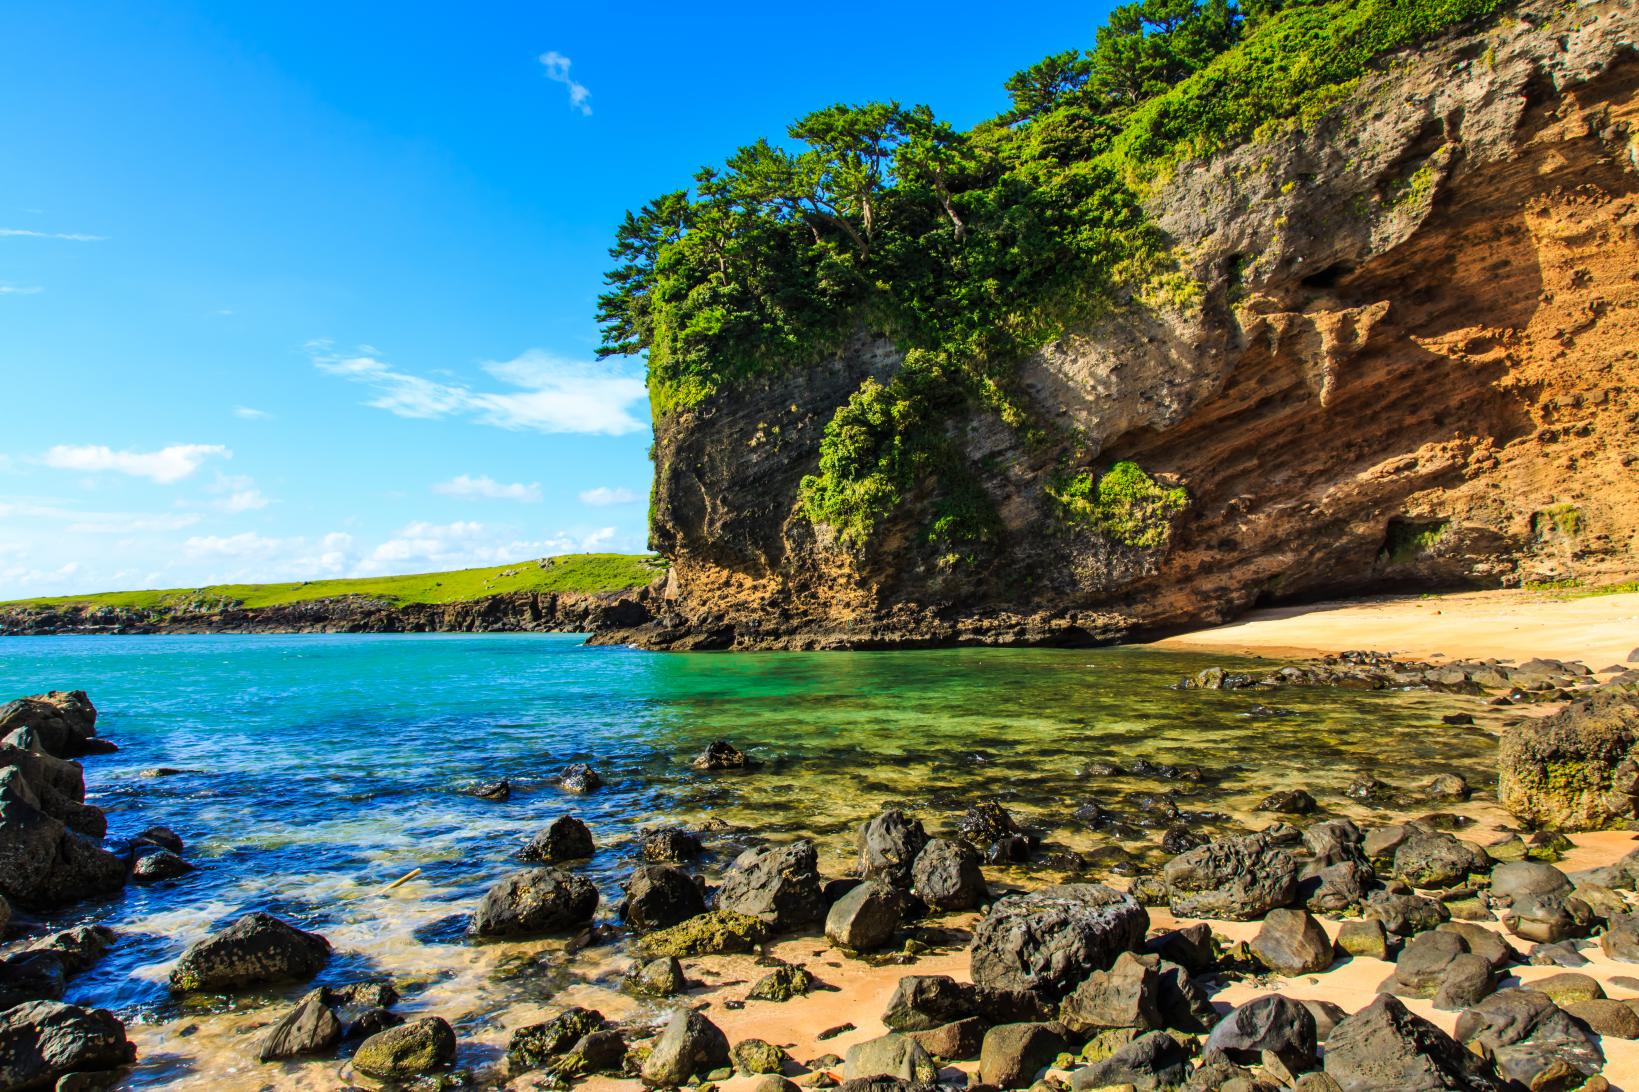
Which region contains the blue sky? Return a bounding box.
[0,0,1110,598]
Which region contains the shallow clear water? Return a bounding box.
[0,633,1500,1087]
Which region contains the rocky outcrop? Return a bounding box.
[1500,687,1639,829]
[600,0,1639,651]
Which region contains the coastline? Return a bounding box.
[1146,588,1639,670]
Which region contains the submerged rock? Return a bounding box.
[258,989,342,1062]
[559,762,602,793]
[169,912,330,993]
[693,740,749,770]
[969,883,1147,999]
[519,815,594,863]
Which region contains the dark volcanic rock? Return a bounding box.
[1324,994,1506,1091]
[693,740,749,769]
[969,883,1146,999]
[642,1008,731,1086]
[1391,828,1489,888]
[169,912,330,993]
[0,691,104,759]
[0,764,125,911]
[131,847,194,882]
[911,838,986,911]
[1258,788,1316,815]
[1162,833,1298,920]
[1454,987,1603,1087]
[0,1001,134,1090]
[621,864,707,933]
[559,762,602,793]
[352,1016,457,1079]
[0,952,66,1010]
[826,880,901,951]
[1203,994,1318,1070]
[508,1006,605,1071]
[858,810,929,889]
[258,988,342,1062]
[1069,1029,1189,1090]
[471,868,598,938]
[1058,951,1162,1035]
[519,815,595,863]
[716,841,826,929]
[1251,908,1332,976]
[641,825,703,863]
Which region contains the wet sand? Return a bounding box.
[1147,587,1639,669]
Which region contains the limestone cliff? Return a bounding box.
[607,0,1639,650]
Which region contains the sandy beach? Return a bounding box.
[1148,588,1639,669]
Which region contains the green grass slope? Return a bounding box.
[0,553,665,612]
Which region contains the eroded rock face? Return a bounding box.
[969,883,1147,998]
[715,841,826,929]
[595,0,1639,652]
[1500,689,1639,830]
[1162,833,1298,921]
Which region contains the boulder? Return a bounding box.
[826,881,901,951]
[1336,919,1389,960]
[1324,995,1506,1091]
[131,848,193,882]
[628,955,687,997]
[1363,888,1448,937]
[1383,930,1467,997]
[133,825,183,853]
[1529,971,1603,1006]
[352,1016,456,1079]
[911,838,986,911]
[258,989,342,1062]
[519,815,594,863]
[0,745,100,836]
[1132,952,1217,1032]
[621,865,706,933]
[0,765,124,910]
[881,975,1046,1033]
[643,1009,730,1086]
[715,841,826,930]
[0,692,103,758]
[903,1017,985,1061]
[1454,988,1603,1087]
[969,883,1147,999]
[508,1006,605,1071]
[1203,995,1318,1070]
[957,802,1029,852]
[0,952,66,1010]
[1162,834,1298,920]
[1499,689,1639,829]
[1602,911,1639,961]
[641,826,703,863]
[168,913,330,993]
[1068,1030,1189,1090]
[844,1033,937,1083]
[635,909,769,957]
[0,1001,133,1090]
[1303,860,1374,914]
[858,811,928,888]
[559,762,602,793]
[1430,952,1496,1010]
[1565,998,1639,1038]
[1251,909,1332,976]
[693,740,748,770]
[25,925,115,976]
[1058,951,1162,1034]
[471,868,598,938]
[1257,789,1316,814]
[328,981,400,1039]
[978,1023,1067,1089]
[748,962,813,1002]
[1391,829,1489,888]
[733,1038,788,1075]
[1143,923,1217,974]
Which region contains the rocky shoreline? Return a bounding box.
[3,657,1639,1090]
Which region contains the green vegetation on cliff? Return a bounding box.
[0,554,663,612]
[598,0,1507,550]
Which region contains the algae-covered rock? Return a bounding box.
[508,1006,605,1071]
[168,912,330,993]
[748,961,813,1002]
[733,1037,788,1075]
[636,910,770,957]
[1499,690,1639,830]
[352,1016,456,1079]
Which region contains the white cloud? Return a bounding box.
[0,500,201,534]
[182,531,353,578]
[41,443,230,484]
[0,285,43,296]
[540,51,592,116]
[0,227,105,241]
[434,474,543,502]
[217,490,270,513]
[311,343,647,436]
[351,520,625,576]
[579,486,639,507]
[232,405,269,420]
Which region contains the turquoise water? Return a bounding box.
[0,633,1500,1086]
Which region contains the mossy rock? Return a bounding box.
[733,1038,788,1075]
[746,962,813,1002]
[508,1007,605,1071]
[353,1016,456,1079]
[635,911,771,958]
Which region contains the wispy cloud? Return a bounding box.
[310,342,647,436]
[183,531,353,577]
[0,285,43,296]
[0,227,106,242]
[353,520,622,576]
[434,474,543,503]
[540,51,592,116]
[0,500,202,534]
[579,486,639,507]
[232,405,270,420]
[41,443,230,484]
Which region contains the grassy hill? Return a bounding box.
[0,553,665,613]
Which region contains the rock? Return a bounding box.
[1491,860,1573,901]
[1068,1030,1189,1090]
[748,961,813,1002]
[969,883,1147,999]
[1529,971,1603,1005]
[1204,995,1318,1070]
[636,909,770,957]
[1059,951,1162,1034]
[1162,834,1298,920]
[1454,988,1604,1087]
[0,1001,133,1090]
[130,848,193,882]
[734,1038,788,1075]
[881,975,1046,1032]
[556,1027,628,1077]
[1300,999,1348,1044]
[1425,774,1471,800]
[1431,923,1514,971]
[519,815,594,863]
[826,881,901,951]
[628,955,687,996]
[716,841,826,929]
[1362,824,1412,861]
[1382,930,1466,997]
[754,1078,801,1092]
[471,778,510,801]
[559,762,602,793]
[471,868,598,938]
[1600,911,1639,961]
[1565,998,1639,1038]
[844,1033,937,1083]
[168,912,330,993]
[1391,829,1488,888]
[643,1009,731,1085]
[641,826,703,863]
[1431,952,1496,1010]
[1143,923,1217,974]
[25,925,114,976]
[621,864,706,933]
[328,981,400,1039]
[978,1023,1067,1089]
[508,1006,605,1070]
[957,802,1028,851]
[133,825,183,853]
[0,692,103,759]
[693,740,749,770]
[911,838,986,910]
[258,989,342,1062]
[1324,994,1506,1091]
[0,952,66,1009]
[1571,880,1626,920]
[1251,908,1332,976]
[903,1017,985,1061]
[1363,888,1448,937]
[0,764,125,910]
[1304,859,1374,914]
[1335,919,1388,960]
[1529,940,1590,967]
[352,1016,456,1079]
[1499,689,1639,829]
[1257,789,1316,814]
